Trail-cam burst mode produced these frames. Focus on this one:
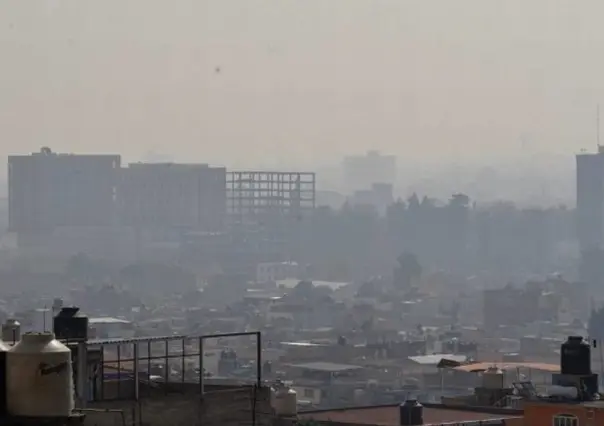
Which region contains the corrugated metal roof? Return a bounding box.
[408,354,467,365]
[453,362,559,373]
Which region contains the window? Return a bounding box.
[553,414,579,426]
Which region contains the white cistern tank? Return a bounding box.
[7,332,74,417]
[2,319,21,345]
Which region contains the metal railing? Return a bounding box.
[82,331,262,402]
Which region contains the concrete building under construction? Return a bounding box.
[226,171,316,229]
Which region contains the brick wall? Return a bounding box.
[83,385,274,426]
[296,421,521,426]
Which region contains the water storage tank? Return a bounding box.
[548,385,579,400]
[400,399,423,426]
[53,307,88,342]
[2,320,20,344]
[281,387,297,417]
[0,339,10,417]
[7,332,74,417]
[482,366,505,389]
[273,383,297,417]
[561,336,591,376]
[270,380,285,414]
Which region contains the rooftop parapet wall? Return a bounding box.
[85,385,273,426]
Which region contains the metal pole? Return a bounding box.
[147,341,151,398]
[256,332,262,387]
[100,345,105,401]
[117,344,121,399]
[164,340,169,393]
[182,338,186,389]
[133,343,139,401]
[199,337,205,395]
[251,384,257,426]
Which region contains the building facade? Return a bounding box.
[8,148,120,233]
[118,163,226,232]
[342,151,396,193]
[576,147,604,252]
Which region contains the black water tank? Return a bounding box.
[0,348,6,416]
[399,399,423,426]
[53,307,89,341]
[561,336,591,376]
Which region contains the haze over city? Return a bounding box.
[4,3,604,425]
[3,1,604,202]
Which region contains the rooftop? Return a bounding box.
[408,354,467,365]
[276,278,350,290]
[280,341,327,347]
[288,361,363,373]
[89,317,131,325]
[453,361,559,373]
[127,162,211,168]
[300,404,523,426]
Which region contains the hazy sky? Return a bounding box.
[2,0,604,170]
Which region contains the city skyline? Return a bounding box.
[2,0,604,170]
[0,147,579,206]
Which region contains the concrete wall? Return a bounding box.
[9,153,120,233]
[83,385,273,426]
[118,164,226,232]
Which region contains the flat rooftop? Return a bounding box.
[408,354,467,365]
[89,317,131,325]
[288,361,363,373]
[300,404,522,426]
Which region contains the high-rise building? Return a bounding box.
[118,163,226,232]
[342,151,396,192]
[576,147,604,252]
[8,148,121,234]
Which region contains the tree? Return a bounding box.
[393,252,422,289]
[407,193,421,211]
[420,196,436,209]
[293,280,313,298]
